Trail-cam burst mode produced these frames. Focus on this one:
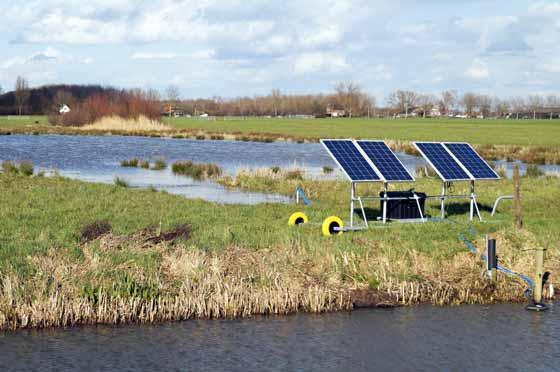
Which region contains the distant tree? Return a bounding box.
[334,82,362,118]
[271,89,282,116]
[493,97,509,118]
[15,76,30,116]
[509,97,525,119]
[439,90,457,116]
[527,95,543,120]
[165,85,181,117]
[461,93,478,117]
[386,90,418,117]
[417,94,436,118]
[477,95,492,118]
[53,90,76,112]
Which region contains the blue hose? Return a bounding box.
[295,187,312,206]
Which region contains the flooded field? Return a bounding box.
[1,135,557,204]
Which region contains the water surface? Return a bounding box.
[0,303,557,372]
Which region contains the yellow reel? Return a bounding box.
[288,212,309,226]
[322,216,344,236]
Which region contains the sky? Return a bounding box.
[0,0,559,100]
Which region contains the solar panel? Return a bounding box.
[444,143,500,180]
[414,142,471,181]
[321,139,381,182]
[356,140,414,182]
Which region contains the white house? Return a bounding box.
[59,104,71,114]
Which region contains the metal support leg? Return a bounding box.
[440,183,446,218]
[382,182,388,223]
[414,193,425,222]
[358,197,368,228]
[469,181,482,221]
[350,183,355,228]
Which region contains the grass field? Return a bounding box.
[164,117,560,146]
[1,115,560,146]
[1,170,558,329]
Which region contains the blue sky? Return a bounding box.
[0,0,559,100]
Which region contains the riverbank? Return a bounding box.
[1,116,560,165]
[1,172,558,330]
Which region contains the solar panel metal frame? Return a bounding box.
[355,140,415,183]
[320,139,383,183]
[413,141,474,182]
[443,142,500,181]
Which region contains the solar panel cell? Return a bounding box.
[415,142,471,181]
[356,140,414,182]
[321,140,381,181]
[444,143,499,180]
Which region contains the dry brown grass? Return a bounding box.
[79,115,172,132]
[0,225,555,330]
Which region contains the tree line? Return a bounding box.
[2,76,560,120]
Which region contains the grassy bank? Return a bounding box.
[0,171,558,330]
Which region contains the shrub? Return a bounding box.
[49,89,161,127]
[172,161,222,180]
[152,158,167,170]
[285,170,304,181]
[525,164,545,178]
[18,161,34,176]
[322,166,334,174]
[140,160,150,169]
[270,166,281,174]
[114,177,130,187]
[121,158,139,167]
[2,160,19,174]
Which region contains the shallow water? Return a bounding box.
[0,303,558,372]
[0,135,558,204]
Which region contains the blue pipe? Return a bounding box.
[295,187,312,206]
[430,217,533,298]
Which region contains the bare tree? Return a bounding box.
[478,95,492,118]
[271,89,282,117]
[417,94,436,118]
[461,93,478,117]
[334,82,362,118]
[509,97,525,119]
[493,97,509,118]
[386,90,418,117]
[527,95,543,120]
[165,85,181,117]
[15,76,30,116]
[439,90,456,116]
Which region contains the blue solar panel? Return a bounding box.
[444,143,499,180]
[356,140,414,182]
[415,142,471,181]
[321,140,380,181]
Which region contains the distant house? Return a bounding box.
[326,105,345,118]
[199,113,209,118]
[59,104,71,114]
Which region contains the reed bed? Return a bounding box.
[79,116,172,132]
[172,161,222,180]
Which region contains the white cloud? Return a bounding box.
[465,59,489,79]
[130,50,216,60]
[292,52,349,74]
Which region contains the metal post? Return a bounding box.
[534,248,545,304]
[469,181,475,221]
[440,182,446,218]
[382,182,388,223]
[350,182,355,228]
[487,237,497,283]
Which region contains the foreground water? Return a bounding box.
[0,135,558,204]
[0,303,557,372]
